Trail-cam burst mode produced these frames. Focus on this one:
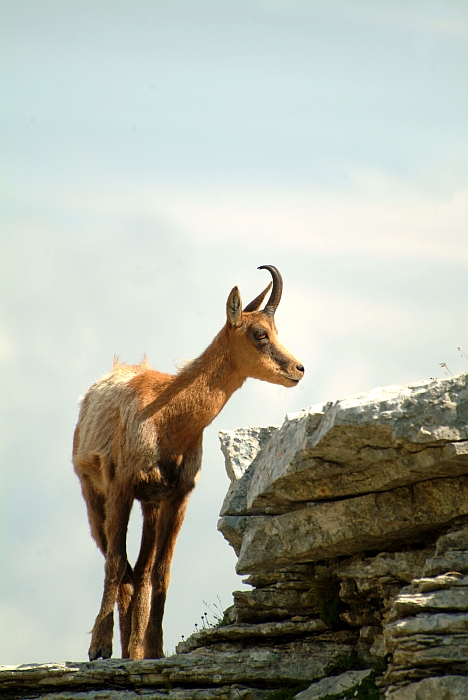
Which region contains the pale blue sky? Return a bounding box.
[1,0,468,663]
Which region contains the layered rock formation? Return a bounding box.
[218,373,468,699]
[3,373,468,700]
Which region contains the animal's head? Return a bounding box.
[226,265,304,388]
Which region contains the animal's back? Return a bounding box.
[73,359,167,492]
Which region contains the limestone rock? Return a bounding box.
[386,675,468,699]
[383,529,468,690]
[391,575,468,617]
[18,688,270,700]
[0,634,356,699]
[219,427,278,483]
[233,587,324,623]
[422,551,468,577]
[176,619,328,653]
[219,427,279,517]
[434,527,468,555]
[338,551,430,590]
[235,374,468,514]
[243,564,316,589]
[423,525,468,576]
[217,515,269,555]
[294,669,374,700]
[337,550,430,622]
[236,477,468,573]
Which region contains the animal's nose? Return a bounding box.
[296,365,305,374]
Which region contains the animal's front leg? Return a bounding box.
[144,494,190,658]
[89,488,133,661]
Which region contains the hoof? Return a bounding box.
[89,646,112,661]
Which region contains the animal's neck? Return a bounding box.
[150,327,246,452]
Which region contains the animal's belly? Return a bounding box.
[133,456,197,502]
[134,478,184,503]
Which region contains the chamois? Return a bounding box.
[72,265,304,661]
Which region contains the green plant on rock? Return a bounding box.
[202,596,231,627]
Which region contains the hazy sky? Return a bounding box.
[1,0,468,664]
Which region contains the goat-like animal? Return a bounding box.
[72,265,304,661]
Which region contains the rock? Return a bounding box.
[218,515,269,555]
[0,634,357,699]
[422,551,468,576]
[236,477,468,573]
[386,675,468,699]
[337,550,430,627]
[176,619,328,653]
[219,427,278,483]
[391,577,468,617]
[294,668,374,699]
[422,526,468,576]
[387,609,468,640]
[338,551,430,590]
[369,632,386,660]
[19,688,270,700]
[341,609,381,626]
[232,587,324,623]
[355,625,386,664]
[383,529,468,690]
[236,374,468,514]
[243,565,315,589]
[434,527,468,555]
[219,427,279,517]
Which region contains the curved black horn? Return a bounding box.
[258,265,283,316]
[243,282,272,313]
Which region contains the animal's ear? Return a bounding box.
[243,282,273,313]
[226,286,243,327]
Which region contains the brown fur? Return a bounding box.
[72,273,304,660]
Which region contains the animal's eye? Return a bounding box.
[255,330,268,341]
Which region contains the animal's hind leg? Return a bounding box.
[78,472,135,659]
[77,472,107,556]
[144,493,190,659]
[118,562,134,658]
[128,501,159,660]
[88,486,133,661]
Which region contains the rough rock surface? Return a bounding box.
[0,630,356,700]
[175,619,328,653]
[384,526,468,694]
[218,374,468,697]
[4,688,270,700]
[219,427,279,483]
[386,675,468,700]
[244,375,468,513]
[220,374,468,562]
[294,669,374,699]
[218,427,278,518]
[236,476,468,573]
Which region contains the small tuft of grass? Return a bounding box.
[201,596,230,628]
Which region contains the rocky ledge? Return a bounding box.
[4,373,468,700]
